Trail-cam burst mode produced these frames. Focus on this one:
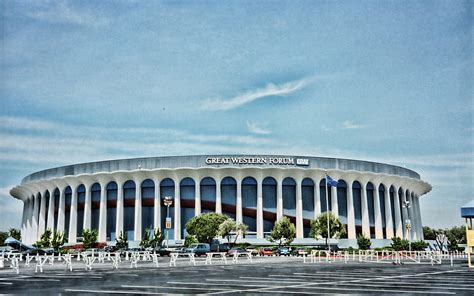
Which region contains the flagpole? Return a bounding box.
[325,171,331,258]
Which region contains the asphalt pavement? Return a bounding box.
[0,255,473,295]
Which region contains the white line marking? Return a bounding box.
[206,268,463,294]
[123,284,230,291]
[0,282,13,285]
[65,288,166,294]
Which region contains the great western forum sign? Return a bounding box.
[205,156,309,166]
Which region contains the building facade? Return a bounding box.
[9,155,431,245]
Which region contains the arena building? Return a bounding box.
[9,155,431,246]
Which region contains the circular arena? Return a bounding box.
[9,155,431,247]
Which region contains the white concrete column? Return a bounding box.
[47,190,55,232]
[31,194,40,242]
[215,178,222,214]
[415,195,424,240]
[276,178,283,220]
[57,189,66,233]
[256,178,264,239]
[346,180,356,239]
[384,186,394,239]
[116,182,124,239]
[25,198,33,244]
[330,185,338,218]
[400,190,409,240]
[407,193,415,241]
[83,185,91,230]
[153,179,161,230]
[21,200,28,242]
[236,179,243,223]
[393,187,403,238]
[295,178,303,239]
[360,182,370,238]
[134,181,142,241]
[373,184,383,239]
[174,181,181,240]
[38,192,47,238]
[194,178,201,216]
[98,183,107,242]
[314,178,321,218]
[68,186,78,243]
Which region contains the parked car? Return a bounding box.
[259,247,274,256]
[185,243,210,256]
[292,247,308,256]
[227,247,247,256]
[276,247,291,256]
[210,243,230,252]
[153,247,172,256]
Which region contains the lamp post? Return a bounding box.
[403,200,412,252]
[163,196,173,248]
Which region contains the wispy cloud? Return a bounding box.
[18,0,108,27]
[341,120,364,129]
[246,121,272,135]
[201,77,310,111]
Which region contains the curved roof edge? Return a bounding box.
[21,154,422,184]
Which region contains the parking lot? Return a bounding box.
[0,256,473,295]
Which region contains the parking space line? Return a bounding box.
[122,284,232,291]
[314,281,474,291]
[206,268,462,295]
[65,288,166,294]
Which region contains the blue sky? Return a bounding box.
[1,0,472,231]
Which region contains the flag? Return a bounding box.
[326,175,338,187]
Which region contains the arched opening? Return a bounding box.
[106,182,117,241]
[200,177,216,213]
[221,177,236,219]
[123,180,136,240]
[64,187,71,238]
[262,177,277,235]
[283,177,296,224]
[53,188,60,231]
[378,184,386,239]
[160,178,175,240]
[352,181,362,236]
[366,182,375,239]
[319,179,332,213]
[390,186,396,237]
[44,190,50,231]
[90,183,101,232]
[141,179,155,237]
[302,178,314,238]
[180,178,195,238]
[337,180,348,238]
[77,185,85,237]
[242,177,257,235]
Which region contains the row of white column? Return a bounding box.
[21,176,424,244]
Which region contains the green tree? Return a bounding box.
[82,229,98,250]
[185,213,228,244]
[184,235,198,247]
[0,231,8,245]
[140,228,152,248]
[391,237,410,251]
[115,231,128,250]
[268,216,296,247]
[423,226,437,240]
[411,240,429,251]
[8,228,21,241]
[150,228,165,248]
[357,234,371,250]
[34,229,52,248]
[218,218,248,247]
[51,231,65,251]
[310,212,346,249]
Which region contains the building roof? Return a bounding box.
[461,200,474,218]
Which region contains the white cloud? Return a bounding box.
[18,0,108,27]
[201,77,309,111]
[341,120,364,129]
[246,121,272,135]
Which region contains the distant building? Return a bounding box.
[9,155,431,246]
